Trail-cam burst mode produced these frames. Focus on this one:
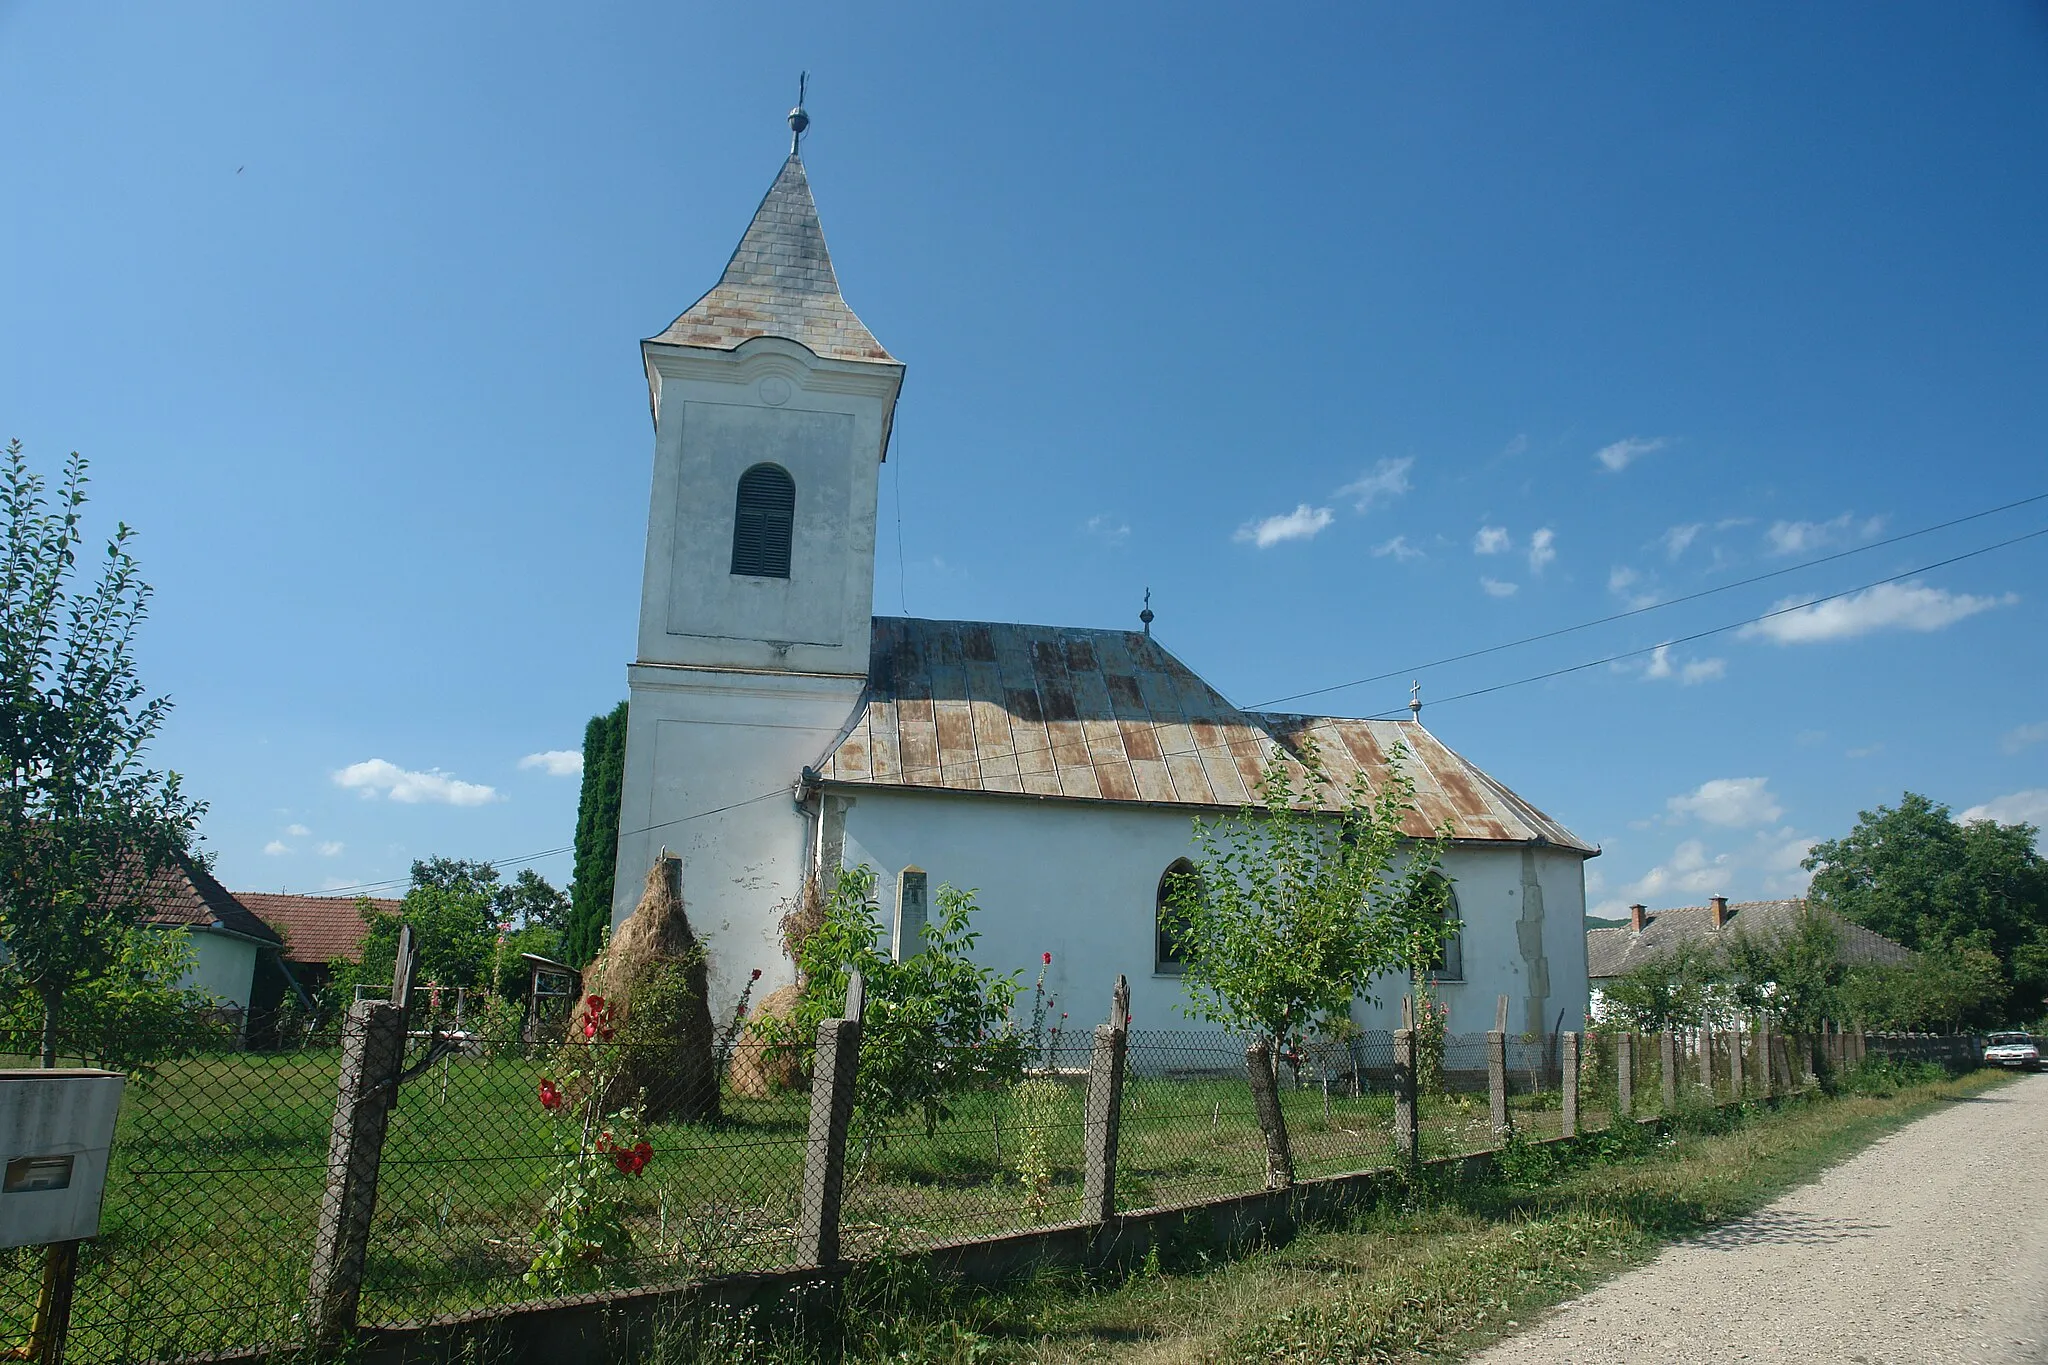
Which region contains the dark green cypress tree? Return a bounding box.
[566,701,629,968]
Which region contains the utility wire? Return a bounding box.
[1250,489,2048,710]
[298,514,2048,892]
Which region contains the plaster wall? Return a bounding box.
[180,930,259,1009]
[836,787,1589,1038]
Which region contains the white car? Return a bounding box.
[1983,1032,2041,1071]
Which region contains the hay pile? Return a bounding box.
[569,853,719,1124]
[725,982,804,1099]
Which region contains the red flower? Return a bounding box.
[612,1141,652,1177]
[1042,952,1053,965]
[751,968,763,980]
[537,1079,563,1111]
[595,1130,615,1154]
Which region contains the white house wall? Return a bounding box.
[180,931,259,1010]
[837,787,1588,1039]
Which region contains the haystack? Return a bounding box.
[569,852,719,1123]
[726,983,805,1099]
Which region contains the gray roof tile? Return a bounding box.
[1586,899,1914,979]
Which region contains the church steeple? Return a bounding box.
[645,153,894,367]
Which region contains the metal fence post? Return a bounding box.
[1659,1031,1677,1112]
[1082,977,1130,1226]
[797,972,865,1268]
[1616,1031,1634,1120]
[305,999,408,1349]
[1560,1032,1579,1138]
[1392,1027,1419,1165]
[1487,994,1510,1143]
[1245,1039,1293,1190]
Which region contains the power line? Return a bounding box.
[1249,489,2048,710]
[293,844,572,899]
[1347,524,2048,720]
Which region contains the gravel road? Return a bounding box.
[1468,1073,2048,1365]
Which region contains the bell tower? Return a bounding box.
[612,99,903,1002]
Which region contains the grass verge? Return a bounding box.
[642,1061,2010,1364]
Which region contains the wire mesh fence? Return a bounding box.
[7,1010,1879,1362]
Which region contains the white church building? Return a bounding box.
[612,111,1596,1040]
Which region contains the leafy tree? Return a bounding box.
[0,924,216,1070]
[1804,792,2048,1022]
[1724,906,1845,1035]
[1839,941,2005,1032]
[1599,939,1728,1032]
[1165,740,1448,1054]
[765,864,1024,1135]
[329,859,570,1009]
[567,702,628,968]
[0,441,206,1065]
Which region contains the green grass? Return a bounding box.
[630,1061,2005,1365]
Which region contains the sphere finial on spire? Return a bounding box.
[1140,588,1154,637]
[788,71,810,155]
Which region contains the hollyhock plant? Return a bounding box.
[526,993,651,1292]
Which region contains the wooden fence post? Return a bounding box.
[1659,1031,1677,1112]
[1393,1027,1419,1165]
[797,972,865,1268]
[1616,1031,1634,1120]
[305,999,408,1349]
[1560,1032,1580,1138]
[1698,1028,1714,1097]
[1730,1023,1745,1098]
[1487,994,1510,1143]
[1245,1039,1293,1190]
[1082,977,1130,1226]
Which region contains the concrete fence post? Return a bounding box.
[797,972,866,1268]
[1082,977,1130,1226]
[1487,994,1510,1143]
[1698,1028,1714,1098]
[1392,1027,1420,1165]
[1245,1039,1294,1190]
[1560,1032,1580,1138]
[305,999,408,1349]
[1659,1031,1677,1112]
[1616,1031,1634,1120]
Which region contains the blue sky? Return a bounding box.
[3,4,2044,915]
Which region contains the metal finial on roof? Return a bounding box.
[788,72,810,155]
[1409,680,1422,720]
[1140,588,1154,636]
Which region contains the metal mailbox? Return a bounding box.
[0,1069,124,1249]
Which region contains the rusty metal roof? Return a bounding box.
[1587,900,1914,979]
[645,155,896,366]
[815,617,1594,853]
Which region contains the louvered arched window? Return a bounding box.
[730,463,795,578]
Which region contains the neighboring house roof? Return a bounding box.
[645,154,896,366]
[814,616,1595,853]
[238,892,398,965]
[1585,898,1914,980]
[136,854,284,946]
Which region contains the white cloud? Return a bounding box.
[1234,504,1334,548]
[1961,789,2048,828]
[1681,657,1727,685]
[1480,577,1519,598]
[1527,527,1556,574]
[1501,434,1530,458]
[519,750,584,778]
[1764,512,1886,557]
[1643,645,1674,680]
[1631,644,1722,685]
[1661,523,1703,560]
[1083,514,1130,547]
[1473,526,1512,555]
[1845,744,1883,759]
[317,840,345,857]
[1742,581,2017,645]
[285,823,311,838]
[334,758,500,807]
[1337,457,1414,512]
[2000,722,2048,756]
[1594,436,1667,472]
[263,840,291,857]
[1372,535,1424,562]
[1608,566,1658,609]
[1667,776,1783,828]
[1613,826,1817,908]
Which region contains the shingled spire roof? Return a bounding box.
[646,154,896,365]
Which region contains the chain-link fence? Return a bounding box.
[8,1010,1903,1362]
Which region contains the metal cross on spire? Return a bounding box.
[1409,680,1422,719]
[788,72,810,155]
[1140,588,1154,637]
